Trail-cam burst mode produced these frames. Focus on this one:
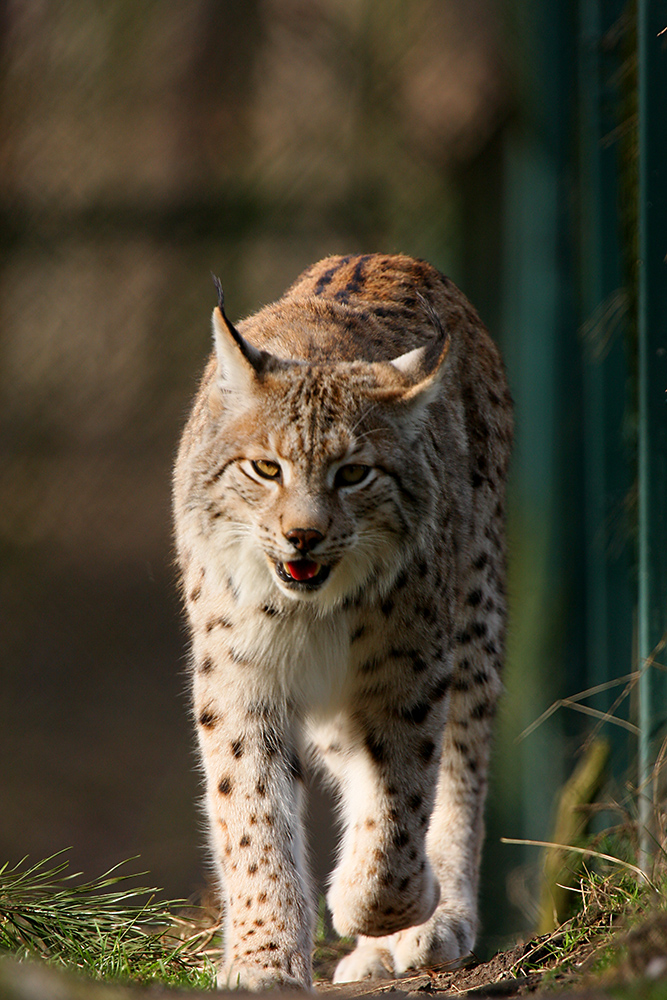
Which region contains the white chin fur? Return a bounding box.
[203,520,400,611]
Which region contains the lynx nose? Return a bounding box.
[285,528,324,553]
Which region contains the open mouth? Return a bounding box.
[275,559,331,590]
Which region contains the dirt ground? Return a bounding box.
[0,951,552,1000]
[314,942,544,1000]
[0,950,595,1000]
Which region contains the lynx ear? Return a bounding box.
[388,293,451,399]
[389,345,427,378]
[378,333,451,439]
[211,278,279,393]
[213,307,265,387]
[395,334,451,404]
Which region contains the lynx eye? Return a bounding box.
[335,464,371,487]
[252,459,281,480]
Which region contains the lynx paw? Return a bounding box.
[391,912,475,974]
[333,942,394,983]
[220,961,309,992]
[328,856,439,937]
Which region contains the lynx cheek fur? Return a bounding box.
[172,254,512,990]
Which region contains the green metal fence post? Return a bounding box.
[637,0,667,864]
[577,0,633,766]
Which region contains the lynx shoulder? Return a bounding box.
[172,254,513,990]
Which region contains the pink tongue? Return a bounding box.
[286,560,320,581]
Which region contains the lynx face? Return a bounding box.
[188,305,448,612]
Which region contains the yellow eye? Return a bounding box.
[252,459,281,480]
[335,464,370,487]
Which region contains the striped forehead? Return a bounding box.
[273,366,356,465]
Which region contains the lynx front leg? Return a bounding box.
[196,681,312,990]
[323,690,449,944]
[332,693,494,983]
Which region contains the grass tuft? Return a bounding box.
[0,851,218,988]
[505,859,667,992]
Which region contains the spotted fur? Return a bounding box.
[173,254,513,990]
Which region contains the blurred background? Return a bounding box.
[1,0,665,957]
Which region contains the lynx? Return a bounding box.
[172,254,512,990]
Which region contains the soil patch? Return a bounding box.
[316,941,546,999]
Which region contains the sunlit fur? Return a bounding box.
[173,254,513,990]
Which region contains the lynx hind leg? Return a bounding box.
[387,349,513,976]
[391,552,507,974]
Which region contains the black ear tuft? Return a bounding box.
[416,291,445,339]
[211,276,279,378]
[211,273,225,313]
[210,274,258,366]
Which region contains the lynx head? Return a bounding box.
[185,293,450,611]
